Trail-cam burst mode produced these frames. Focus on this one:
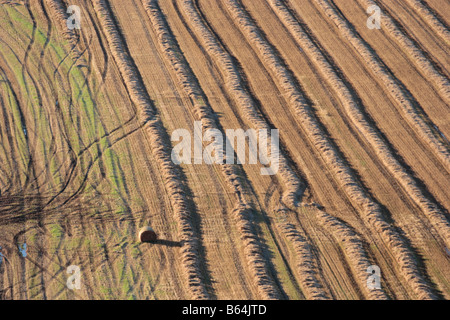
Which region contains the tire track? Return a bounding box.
[44,0,85,63]
[141,0,283,299]
[0,82,20,190]
[210,0,390,299]
[0,65,33,299]
[16,1,148,298]
[143,0,289,299]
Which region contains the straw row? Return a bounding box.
[269,0,450,249]
[180,0,302,206]
[404,0,450,45]
[276,208,331,299]
[44,0,85,62]
[313,0,450,170]
[360,0,450,103]
[315,210,388,299]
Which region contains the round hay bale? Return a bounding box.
[139,226,157,243]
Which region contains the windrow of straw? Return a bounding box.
[313,0,450,171]
[44,0,85,62]
[404,0,450,45]
[224,0,436,299]
[276,207,332,299]
[91,0,208,299]
[268,0,450,249]
[180,0,302,207]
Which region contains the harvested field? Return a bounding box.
[0,0,448,300]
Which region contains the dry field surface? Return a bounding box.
[0,0,448,300]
